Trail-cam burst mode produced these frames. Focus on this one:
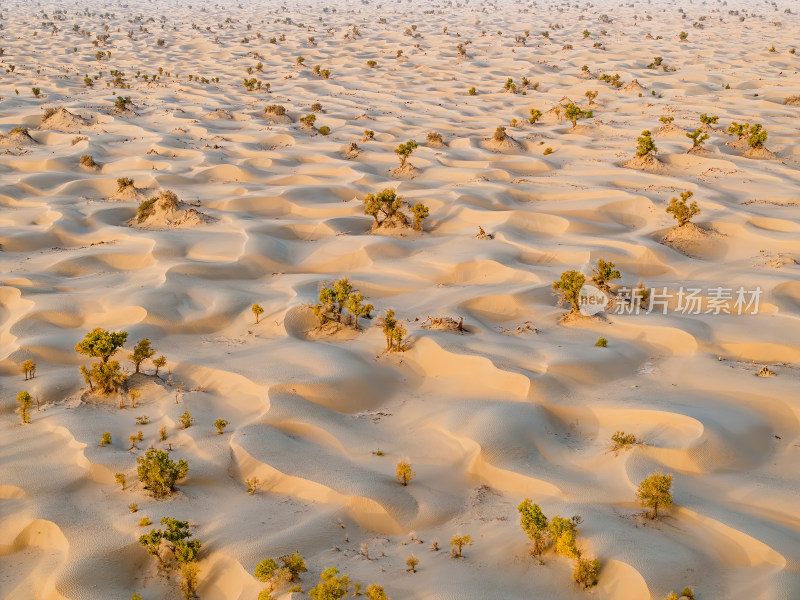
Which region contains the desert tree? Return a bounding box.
[666,191,700,227]
[518,499,548,558]
[395,140,418,168]
[450,535,472,558]
[130,338,155,373]
[636,130,657,157]
[686,129,709,151]
[364,585,388,600]
[363,189,407,228]
[136,448,189,497]
[129,430,144,450]
[573,557,601,588]
[246,477,259,495]
[382,310,406,352]
[564,103,593,128]
[17,391,33,424]
[76,328,128,364]
[309,567,350,600]
[585,90,598,106]
[553,270,586,315]
[396,461,415,486]
[636,471,673,519]
[214,418,229,434]
[115,473,127,489]
[252,303,264,323]
[591,259,620,291]
[549,516,580,558]
[748,124,767,149]
[21,359,36,380]
[411,203,429,231]
[344,293,373,329]
[129,389,141,408]
[153,355,167,377]
[139,516,201,566]
[727,121,749,139]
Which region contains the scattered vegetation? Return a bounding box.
[611,431,639,450]
[666,191,700,227]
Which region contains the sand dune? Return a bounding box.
[2,0,800,599]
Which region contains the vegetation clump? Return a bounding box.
[75,328,128,394]
[637,471,673,519]
[136,448,189,498]
[313,278,373,329]
[666,191,700,227]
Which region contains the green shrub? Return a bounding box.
[136,449,189,498]
[666,190,699,226]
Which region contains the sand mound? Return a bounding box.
[660,222,720,256]
[743,146,777,160]
[483,130,523,153]
[39,107,89,132]
[0,126,37,148]
[785,95,800,106]
[109,184,147,202]
[623,153,666,173]
[389,163,420,179]
[623,79,646,92]
[343,142,361,159]
[129,190,212,229]
[655,122,686,138]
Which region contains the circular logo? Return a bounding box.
[578,284,609,316]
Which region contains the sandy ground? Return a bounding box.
[1,0,800,599]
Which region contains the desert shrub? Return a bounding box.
[727,121,749,138]
[139,516,200,565]
[543,147,553,155]
[367,60,377,68]
[411,203,429,231]
[427,131,443,145]
[139,516,151,527]
[136,415,149,425]
[178,410,193,429]
[363,189,405,228]
[468,86,477,95]
[136,198,157,222]
[493,126,508,142]
[114,96,132,110]
[648,56,663,68]
[553,271,586,314]
[681,587,695,599]
[395,140,418,167]
[318,125,331,136]
[300,113,316,128]
[612,431,639,449]
[666,190,699,226]
[505,78,516,92]
[309,567,350,600]
[395,461,415,485]
[362,129,375,141]
[311,102,322,112]
[130,338,155,373]
[679,31,688,40]
[246,477,259,495]
[115,473,126,489]
[406,555,419,572]
[32,87,41,97]
[265,104,286,116]
[573,557,601,588]
[251,303,264,323]
[518,499,548,557]
[747,123,767,148]
[565,103,593,127]
[636,471,673,519]
[16,391,33,424]
[595,337,608,347]
[214,418,229,434]
[129,430,143,449]
[591,259,620,290]
[529,109,543,124]
[599,73,622,88]
[585,90,598,105]
[117,177,135,192]
[635,130,657,157]
[20,359,36,380]
[100,432,112,446]
[343,292,373,329]
[450,535,472,558]
[80,155,98,168]
[129,503,138,513]
[137,449,189,497]
[687,129,709,149]
[659,116,674,125]
[364,585,388,600]
[699,113,718,125]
